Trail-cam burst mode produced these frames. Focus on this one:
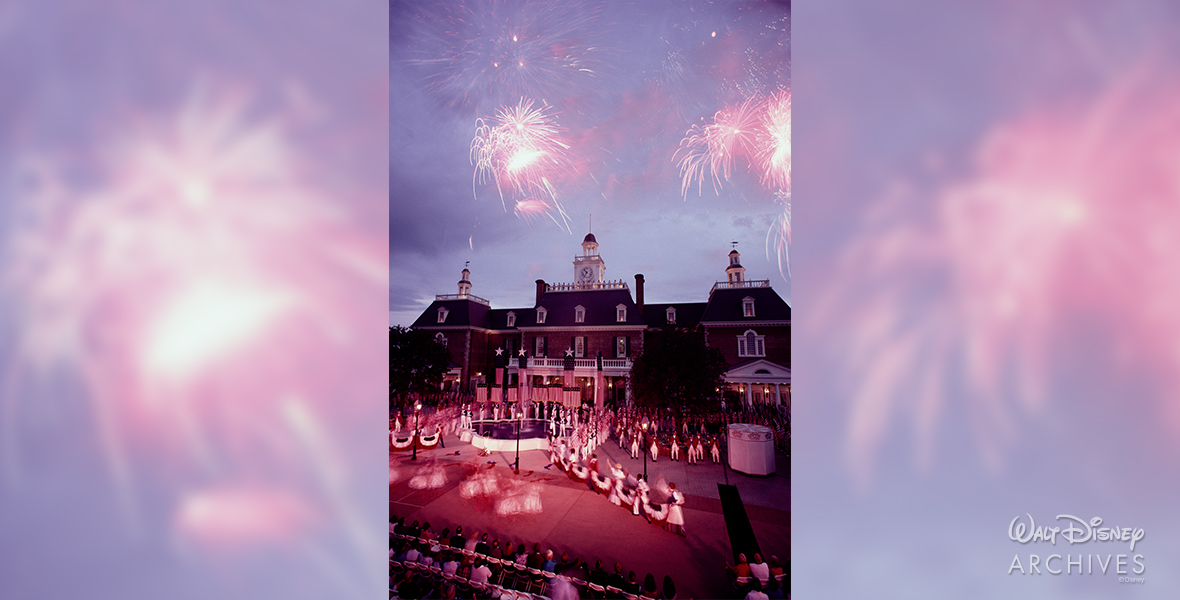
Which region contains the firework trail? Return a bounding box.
[675,96,764,199]
[471,99,573,231]
[396,0,607,114]
[758,90,791,193]
[2,86,385,576]
[676,91,792,276]
[812,64,1180,484]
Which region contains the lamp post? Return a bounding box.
[721,409,730,485]
[514,409,522,475]
[641,421,649,481]
[411,402,423,461]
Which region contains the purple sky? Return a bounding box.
[390,0,791,326]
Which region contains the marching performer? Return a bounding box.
[711,439,721,464]
[633,474,650,523]
[670,434,680,461]
[667,482,686,537]
[650,437,659,462]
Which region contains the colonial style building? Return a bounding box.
[410,234,790,407]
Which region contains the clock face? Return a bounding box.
[581,267,593,281]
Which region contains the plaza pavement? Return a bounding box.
[389,430,789,599]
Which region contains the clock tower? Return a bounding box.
[573,232,606,286]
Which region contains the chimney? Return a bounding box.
[634,274,645,315]
[535,279,546,306]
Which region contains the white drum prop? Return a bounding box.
[727,423,775,475]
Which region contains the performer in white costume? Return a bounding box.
[650,437,658,462]
[667,482,686,537]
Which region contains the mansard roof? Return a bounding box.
[642,302,707,328]
[521,288,643,327]
[701,287,792,323]
[410,298,491,329]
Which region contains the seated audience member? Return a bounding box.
[421,522,436,541]
[743,579,768,600]
[660,575,676,600]
[623,571,640,595]
[749,553,770,584]
[475,533,491,556]
[501,539,516,561]
[450,525,467,549]
[442,552,460,576]
[729,553,752,578]
[438,528,452,549]
[470,560,493,584]
[405,543,422,563]
[542,550,557,580]
[609,562,627,591]
[527,543,545,569]
[407,520,422,539]
[641,573,659,599]
[765,575,784,600]
[768,556,784,579]
[514,543,529,565]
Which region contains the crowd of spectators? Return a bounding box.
[390,515,687,600]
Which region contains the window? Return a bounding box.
[615,336,629,358]
[434,332,448,348]
[535,336,547,357]
[575,336,585,358]
[737,329,765,357]
[575,305,585,323]
[616,304,627,322]
[536,307,547,324]
[507,312,516,327]
[742,296,755,317]
[437,307,449,323]
[666,307,676,324]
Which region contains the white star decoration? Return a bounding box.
[495,348,504,356]
[565,348,574,357]
[518,348,526,357]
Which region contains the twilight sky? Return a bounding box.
[390,0,791,326]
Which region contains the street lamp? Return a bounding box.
[641,421,649,481]
[411,402,423,461]
[514,409,523,475]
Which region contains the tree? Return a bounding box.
[630,326,728,429]
[389,326,451,409]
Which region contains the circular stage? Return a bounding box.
[468,419,567,453]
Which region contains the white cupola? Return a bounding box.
[458,266,472,297]
[726,249,745,283]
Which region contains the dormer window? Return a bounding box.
[507,312,516,327]
[575,305,585,323]
[666,307,676,324]
[742,296,755,317]
[437,307,449,323]
[616,304,627,322]
[434,332,448,348]
[737,330,765,357]
[536,307,547,324]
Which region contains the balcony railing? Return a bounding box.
[545,280,628,292]
[434,293,490,306]
[508,357,632,370]
[709,279,770,294]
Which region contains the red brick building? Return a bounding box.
[410,234,790,407]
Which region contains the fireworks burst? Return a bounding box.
[758,90,791,193]
[674,96,764,198]
[676,91,792,275]
[813,65,1180,483]
[2,87,384,566]
[471,99,573,231]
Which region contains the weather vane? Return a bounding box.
[731,240,738,251]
